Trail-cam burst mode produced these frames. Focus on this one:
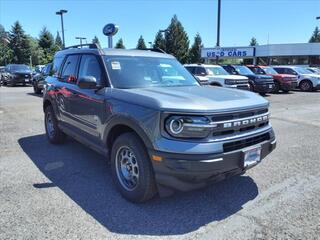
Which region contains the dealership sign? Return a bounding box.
[201,47,255,58]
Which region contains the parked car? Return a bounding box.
[3,64,32,86]
[32,65,45,76]
[32,63,52,94]
[184,64,250,90]
[247,65,298,93]
[43,44,276,202]
[222,65,275,95]
[0,66,7,86]
[306,67,320,75]
[273,66,320,91]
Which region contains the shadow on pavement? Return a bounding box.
[27,92,43,98]
[18,134,258,236]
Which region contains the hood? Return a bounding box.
[207,75,248,80]
[110,86,269,113]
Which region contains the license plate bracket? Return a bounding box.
[243,146,261,168]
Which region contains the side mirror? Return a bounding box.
[78,76,97,89]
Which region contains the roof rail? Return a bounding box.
[63,43,100,50]
[136,48,167,54]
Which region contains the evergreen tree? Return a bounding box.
[189,33,204,63]
[38,27,55,63]
[165,15,190,63]
[28,36,45,65]
[309,27,320,43]
[153,30,166,51]
[92,35,101,47]
[136,35,147,49]
[115,38,125,49]
[0,24,13,65]
[249,37,258,46]
[55,31,63,49]
[8,21,32,64]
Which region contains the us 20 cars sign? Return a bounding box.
[201,47,255,59]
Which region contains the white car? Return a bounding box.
[306,67,320,75]
[184,64,250,90]
[273,66,320,91]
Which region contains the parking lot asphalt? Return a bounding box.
[0,86,319,240]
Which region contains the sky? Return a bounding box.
[1,0,319,49]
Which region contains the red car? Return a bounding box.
[247,65,298,93]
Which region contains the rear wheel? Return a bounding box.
[299,80,313,92]
[111,132,157,203]
[45,105,66,144]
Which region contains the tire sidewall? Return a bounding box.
[300,80,312,92]
[111,133,156,202]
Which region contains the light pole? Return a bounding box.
[75,37,86,47]
[216,0,221,64]
[56,9,68,48]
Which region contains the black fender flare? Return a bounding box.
[103,115,154,150]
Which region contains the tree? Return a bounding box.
[92,35,101,47]
[38,27,55,63]
[0,24,13,65]
[153,30,166,51]
[136,35,147,49]
[309,27,320,43]
[189,33,204,63]
[165,15,190,63]
[55,31,63,50]
[115,38,125,49]
[249,37,258,46]
[8,21,32,64]
[28,36,45,65]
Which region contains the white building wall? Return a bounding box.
[255,43,320,57]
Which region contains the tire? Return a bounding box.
[44,105,66,144]
[299,80,313,92]
[33,82,41,94]
[249,83,254,92]
[111,132,157,203]
[273,81,280,93]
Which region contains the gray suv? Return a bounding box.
[43,44,276,202]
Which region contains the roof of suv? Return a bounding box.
[184,64,221,67]
[54,47,175,59]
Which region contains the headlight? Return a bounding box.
[225,79,236,85]
[165,116,217,138]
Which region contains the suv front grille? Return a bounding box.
[223,133,270,152]
[210,108,269,137]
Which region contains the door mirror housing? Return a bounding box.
[78,76,97,89]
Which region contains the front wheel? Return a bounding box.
[111,132,157,203]
[273,81,280,93]
[299,80,313,92]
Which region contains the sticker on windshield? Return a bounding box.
[111,61,121,70]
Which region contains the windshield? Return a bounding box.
[234,66,254,75]
[10,65,30,72]
[295,67,313,74]
[206,66,229,76]
[264,67,278,75]
[104,56,199,89]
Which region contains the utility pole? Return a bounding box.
[56,9,68,48]
[75,37,86,47]
[216,0,221,64]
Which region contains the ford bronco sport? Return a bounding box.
[43,44,276,202]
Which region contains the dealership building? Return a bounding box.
[201,43,320,66]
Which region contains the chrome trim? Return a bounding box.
[271,139,277,145]
[212,112,269,124]
[199,158,223,163]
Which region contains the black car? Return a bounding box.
[222,65,275,95]
[3,64,32,86]
[32,63,52,94]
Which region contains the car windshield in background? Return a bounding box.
[295,67,313,74]
[10,65,30,72]
[105,56,200,89]
[235,66,254,75]
[264,67,278,75]
[206,66,229,76]
[252,68,265,75]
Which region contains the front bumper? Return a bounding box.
[149,128,276,196]
[227,84,250,91]
[254,82,275,93]
[10,75,32,84]
[281,81,298,91]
